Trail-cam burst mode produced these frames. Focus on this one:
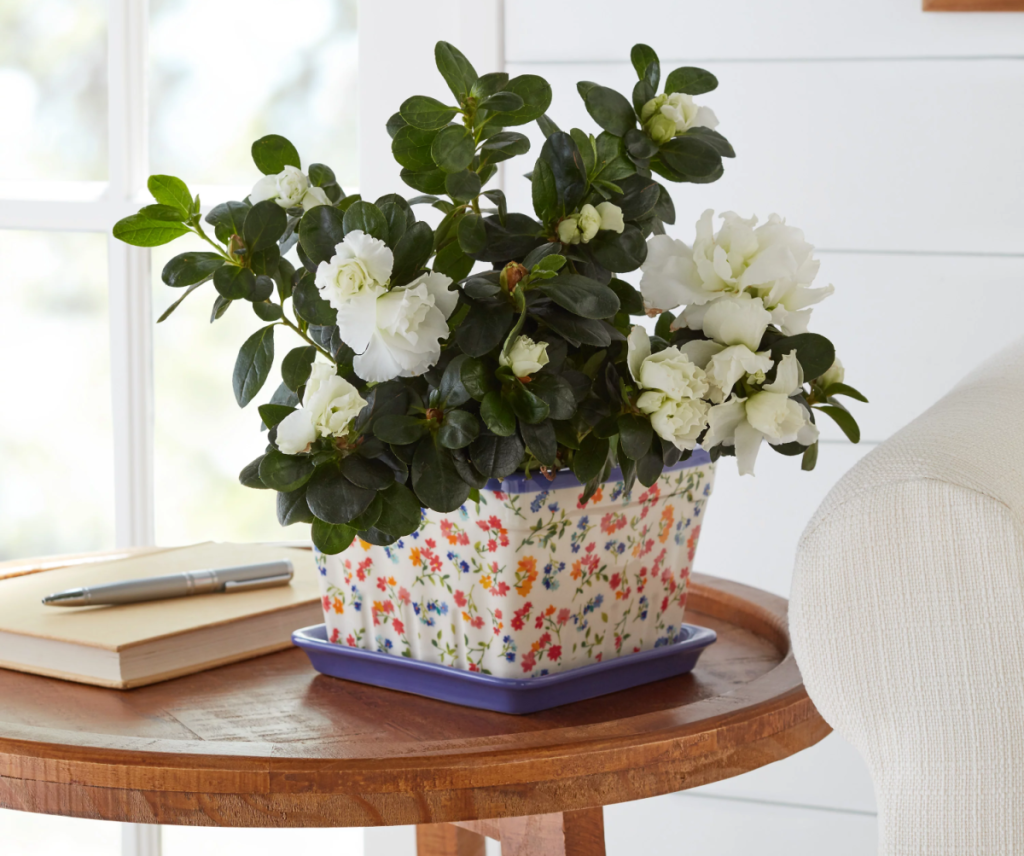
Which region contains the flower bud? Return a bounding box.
[640,94,667,123]
[646,113,677,145]
[556,215,581,245]
[500,335,550,378]
[500,261,528,292]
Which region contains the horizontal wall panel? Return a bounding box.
[811,252,1024,443]
[695,441,871,597]
[506,0,1024,61]
[503,59,1024,253]
[606,792,876,856]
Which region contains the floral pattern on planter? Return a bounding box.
[316,458,715,678]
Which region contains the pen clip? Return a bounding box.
[222,573,293,593]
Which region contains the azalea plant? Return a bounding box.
[113,42,865,556]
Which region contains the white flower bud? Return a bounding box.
[596,201,625,234]
[557,215,581,245]
[500,336,549,378]
[577,204,602,243]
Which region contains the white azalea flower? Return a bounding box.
[700,292,772,350]
[577,204,603,243]
[704,345,773,404]
[250,165,329,211]
[626,326,710,451]
[639,211,833,334]
[315,229,394,317]
[346,271,457,383]
[596,201,625,234]
[703,351,818,475]
[276,362,367,455]
[500,336,549,378]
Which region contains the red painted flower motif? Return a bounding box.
[471,616,485,629]
[376,577,387,591]
[321,595,331,612]
[521,651,537,672]
[330,628,340,643]
[393,619,405,635]
[548,645,562,661]
[346,634,356,647]
[557,608,571,626]
[398,586,411,604]
[494,581,510,596]
[454,590,468,607]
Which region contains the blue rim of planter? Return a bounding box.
[484,446,712,494]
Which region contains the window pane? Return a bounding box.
[152,237,310,545]
[162,825,363,856]
[0,808,120,856]
[0,231,114,560]
[0,0,107,183]
[150,0,358,191]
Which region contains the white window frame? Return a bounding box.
[0,1,504,855]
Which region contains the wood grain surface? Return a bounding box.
[0,552,829,828]
[923,0,1024,8]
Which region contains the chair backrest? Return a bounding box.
[791,337,1024,855]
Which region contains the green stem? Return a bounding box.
[189,221,232,260]
[279,313,334,361]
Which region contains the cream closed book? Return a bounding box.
[0,542,323,688]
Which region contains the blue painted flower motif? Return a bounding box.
[530,491,550,514]
[577,516,590,530]
[548,503,559,512]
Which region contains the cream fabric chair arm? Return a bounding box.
[790,339,1024,855]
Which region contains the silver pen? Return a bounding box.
[41,559,295,607]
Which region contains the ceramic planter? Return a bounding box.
[315,450,715,678]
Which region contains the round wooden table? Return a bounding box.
[0,555,828,856]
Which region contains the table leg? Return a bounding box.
[433,807,605,856]
[416,822,487,856]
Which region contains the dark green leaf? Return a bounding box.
[816,405,861,443]
[623,127,659,161]
[292,272,337,325]
[534,307,613,347]
[580,84,637,137]
[654,183,676,225]
[259,449,314,492]
[435,41,478,100]
[457,212,487,254]
[481,188,508,224]
[456,302,514,357]
[573,433,610,483]
[536,113,562,138]
[270,381,300,408]
[496,74,552,126]
[298,205,345,264]
[445,169,482,202]
[632,79,656,118]
[307,470,376,524]
[311,519,356,555]
[347,493,382,531]
[258,403,295,429]
[529,374,577,421]
[233,325,275,407]
[825,382,869,403]
[251,134,301,174]
[636,446,663,487]
[630,44,660,81]
[440,354,473,407]
[471,72,509,100]
[507,382,550,424]
[540,133,587,213]
[539,274,620,319]
[374,414,427,445]
[206,200,250,244]
[278,486,315,525]
[353,380,408,433]
[480,391,516,436]
[654,310,675,340]
[438,410,479,449]
[214,265,256,300]
[210,295,232,322]
[392,125,440,171]
[608,278,644,315]
[520,420,557,467]
[617,413,653,460]
[412,440,471,512]
[531,157,558,222]
[400,95,458,130]
[588,225,648,273]
[308,162,339,191]
[430,125,475,173]
[161,252,224,288]
[469,433,524,478]
[391,220,434,285]
[594,131,637,181]
[342,200,389,243]
[157,281,204,322]
[479,132,530,164]
[251,274,274,302]
[771,333,836,381]
[112,214,189,247]
[658,136,722,178]
[479,91,524,112]
[400,166,448,195]
[281,345,316,391]
[374,482,423,536]
[376,194,413,248]
[239,455,268,489]
[664,66,718,96]
[461,357,495,400]
[801,441,819,472]
[684,126,736,158]
[341,455,396,490]
[432,240,474,281]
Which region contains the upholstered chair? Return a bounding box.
[790,339,1024,855]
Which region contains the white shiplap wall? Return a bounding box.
[503,0,1024,852]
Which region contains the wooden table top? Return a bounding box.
[0,556,828,829]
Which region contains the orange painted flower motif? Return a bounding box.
[515,555,539,596]
[331,596,345,614]
[409,547,421,566]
